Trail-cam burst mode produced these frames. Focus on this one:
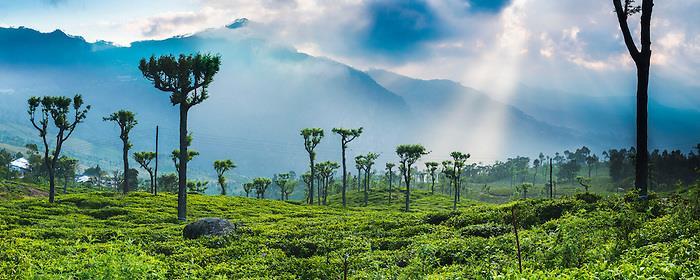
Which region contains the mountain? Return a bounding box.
[508,84,700,150]
[367,69,597,160]
[0,26,412,183]
[1,25,696,187]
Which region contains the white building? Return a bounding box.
[10,157,30,177]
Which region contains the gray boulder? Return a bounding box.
[183,217,237,239]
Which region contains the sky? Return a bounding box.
[1,0,699,107]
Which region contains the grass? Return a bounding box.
[0,180,699,279]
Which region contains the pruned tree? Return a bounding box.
[171,149,199,173]
[332,127,363,207]
[396,144,428,212]
[517,183,533,199]
[450,152,470,210]
[355,155,365,192]
[56,156,78,194]
[243,182,255,198]
[273,172,292,201]
[361,153,379,206]
[104,110,137,194]
[134,151,156,194]
[316,161,340,205]
[576,176,592,193]
[301,171,313,202]
[385,162,395,203]
[139,53,221,221]
[187,180,208,194]
[301,128,323,205]
[214,159,236,195]
[613,0,653,197]
[425,162,439,194]
[27,95,90,203]
[441,160,454,196]
[253,177,272,199]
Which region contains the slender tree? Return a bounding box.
[532,159,541,184]
[362,153,379,206]
[253,177,272,199]
[301,128,324,205]
[27,95,90,203]
[134,151,156,194]
[425,162,439,194]
[139,53,221,221]
[355,156,364,192]
[332,127,363,207]
[56,156,78,194]
[243,182,254,198]
[104,110,137,194]
[214,159,236,195]
[274,172,291,201]
[396,144,428,212]
[385,163,395,203]
[171,149,199,173]
[613,0,653,197]
[450,152,470,210]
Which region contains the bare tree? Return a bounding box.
[613,0,653,197]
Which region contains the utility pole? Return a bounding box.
[154,125,159,195]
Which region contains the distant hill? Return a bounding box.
[0,26,697,186]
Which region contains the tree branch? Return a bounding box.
[613,0,641,61]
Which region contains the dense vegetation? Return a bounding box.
[1,180,699,279]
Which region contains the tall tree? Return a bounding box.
[425,162,439,194]
[56,156,78,194]
[104,110,137,194]
[361,153,379,206]
[355,156,365,192]
[332,127,363,208]
[27,95,90,203]
[134,152,156,194]
[214,159,236,195]
[301,128,324,205]
[613,0,653,197]
[139,53,221,221]
[396,144,428,212]
[385,163,395,203]
[532,159,541,184]
[450,152,470,209]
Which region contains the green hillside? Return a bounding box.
[1,181,698,279]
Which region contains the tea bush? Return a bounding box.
[1,181,699,279]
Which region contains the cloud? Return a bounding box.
[360,0,445,56]
[467,0,512,13]
[42,0,67,6]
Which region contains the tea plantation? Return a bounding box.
[1,180,699,279]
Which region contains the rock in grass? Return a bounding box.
[183,218,236,239]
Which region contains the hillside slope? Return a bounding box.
[1,181,698,278]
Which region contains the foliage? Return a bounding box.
[0,181,699,278]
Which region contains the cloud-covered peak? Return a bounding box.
[226,18,249,29]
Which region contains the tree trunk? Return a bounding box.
[635,61,650,197]
[405,168,411,212]
[341,146,347,207]
[388,172,393,203]
[177,105,189,221]
[309,156,315,205]
[122,138,129,194]
[364,169,368,206]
